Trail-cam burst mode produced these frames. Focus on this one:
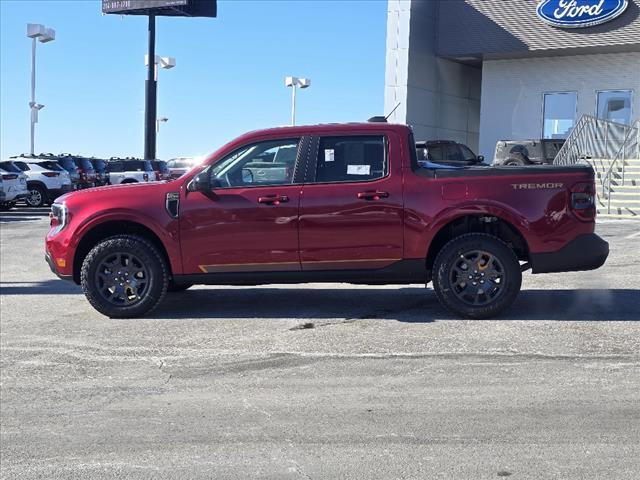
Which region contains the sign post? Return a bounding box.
[102,0,216,159]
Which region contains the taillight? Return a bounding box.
[155,171,161,181]
[143,173,149,181]
[570,182,595,221]
[2,174,18,180]
[42,171,60,177]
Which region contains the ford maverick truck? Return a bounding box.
[46,123,608,319]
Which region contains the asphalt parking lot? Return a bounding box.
[1,207,639,479]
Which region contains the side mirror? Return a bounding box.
[477,155,485,163]
[187,171,211,192]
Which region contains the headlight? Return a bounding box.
[50,203,69,234]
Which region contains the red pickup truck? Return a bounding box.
[46,123,608,319]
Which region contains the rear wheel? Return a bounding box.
[432,233,522,319]
[80,235,168,318]
[26,185,46,207]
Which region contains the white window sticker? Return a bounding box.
[325,149,335,162]
[347,164,371,175]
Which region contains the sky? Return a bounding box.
[0,0,387,160]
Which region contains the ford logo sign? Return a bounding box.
[537,0,629,28]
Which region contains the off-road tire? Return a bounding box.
[80,235,168,318]
[167,282,193,293]
[432,233,522,319]
[26,184,46,207]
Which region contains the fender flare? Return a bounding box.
[424,201,532,254]
[72,209,182,274]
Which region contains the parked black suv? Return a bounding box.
[492,139,565,166]
[416,140,484,166]
[89,158,108,186]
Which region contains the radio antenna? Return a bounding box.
[385,102,401,121]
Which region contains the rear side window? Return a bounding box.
[14,161,30,171]
[122,161,149,172]
[314,136,386,183]
[0,161,22,173]
[107,162,124,172]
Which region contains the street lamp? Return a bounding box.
[144,54,175,159]
[285,76,311,126]
[26,23,55,156]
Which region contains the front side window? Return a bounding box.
[543,92,577,139]
[597,90,632,125]
[210,138,299,188]
[459,145,477,162]
[445,144,463,162]
[314,135,386,183]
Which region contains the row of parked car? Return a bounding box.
[0,153,200,210]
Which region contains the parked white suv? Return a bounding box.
[11,159,73,207]
[0,162,29,210]
[106,159,154,184]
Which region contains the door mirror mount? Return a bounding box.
[187,171,211,193]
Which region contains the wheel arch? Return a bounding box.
[26,179,47,190]
[72,219,174,284]
[425,213,530,272]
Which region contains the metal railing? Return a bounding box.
[554,115,638,167]
[601,120,639,213]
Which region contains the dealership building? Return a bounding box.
[384,0,640,160]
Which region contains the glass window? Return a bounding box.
[0,161,22,173]
[107,161,124,172]
[445,144,464,162]
[459,145,477,162]
[37,161,64,171]
[13,161,30,171]
[314,136,386,183]
[210,138,299,187]
[543,92,577,139]
[427,144,445,162]
[597,90,632,125]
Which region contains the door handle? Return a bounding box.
[357,191,389,201]
[258,194,289,206]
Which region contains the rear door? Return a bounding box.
[298,132,404,271]
[179,137,305,274]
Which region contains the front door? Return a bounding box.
[179,137,303,274]
[298,133,404,271]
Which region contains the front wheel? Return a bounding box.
[26,185,46,207]
[80,235,168,318]
[432,233,522,319]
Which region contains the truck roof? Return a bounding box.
[235,122,412,140]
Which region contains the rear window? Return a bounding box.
[37,161,64,171]
[151,160,169,172]
[73,158,94,170]
[0,161,22,173]
[167,160,191,169]
[92,159,107,171]
[58,158,77,170]
[14,161,30,171]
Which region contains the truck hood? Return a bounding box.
[54,181,170,204]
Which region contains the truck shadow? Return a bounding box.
[153,288,640,322]
[1,282,636,322]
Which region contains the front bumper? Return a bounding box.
[530,233,609,274]
[45,252,73,281]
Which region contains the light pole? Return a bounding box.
[26,24,55,156]
[285,76,311,126]
[144,53,175,159]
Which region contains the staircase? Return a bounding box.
[555,116,639,219]
[600,156,640,219]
